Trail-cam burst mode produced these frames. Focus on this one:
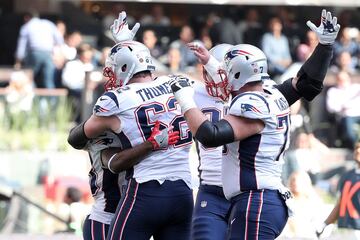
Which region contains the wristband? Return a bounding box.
[107,153,118,174]
[204,55,221,83]
[174,88,197,113]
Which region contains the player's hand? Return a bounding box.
[169,75,196,113]
[306,9,340,45]
[187,42,210,65]
[147,121,180,150]
[110,11,140,43]
[169,75,193,93]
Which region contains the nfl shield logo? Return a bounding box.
[200,201,207,208]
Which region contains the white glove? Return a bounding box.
[110,11,140,43]
[168,75,196,113]
[306,9,340,45]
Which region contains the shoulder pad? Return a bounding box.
[93,91,120,117]
[229,92,270,119]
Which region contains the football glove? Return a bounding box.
[306,9,340,45]
[169,75,196,113]
[110,11,140,43]
[147,120,179,150]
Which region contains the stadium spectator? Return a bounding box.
[208,11,241,46]
[316,142,360,239]
[170,25,198,69]
[62,44,95,123]
[15,11,63,89]
[281,171,325,239]
[53,31,83,87]
[326,71,360,149]
[331,51,358,74]
[140,4,171,26]
[166,47,183,73]
[284,132,328,184]
[261,17,292,80]
[279,30,318,83]
[198,26,213,50]
[333,27,360,69]
[237,8,263,46]
[142,29,165,59]
[5,71,34,130]
[56,20,67,38]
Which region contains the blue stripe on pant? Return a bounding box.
[107,178,193,240]
[83,215,109,240]
[227,189,288,240]
[191,185,231,240]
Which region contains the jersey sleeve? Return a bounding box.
[228,93,270,120]
[93,91,120,117]
[88,131,123,152]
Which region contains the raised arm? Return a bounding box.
[277,9,340,104]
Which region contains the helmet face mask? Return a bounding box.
[224,44,269,92]
[103,41,155,91]
[203,67,230,101]
[203,43,233,101]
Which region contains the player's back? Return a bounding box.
[93,76,193,187]
[222,85,290,199]
[86,131,126,224]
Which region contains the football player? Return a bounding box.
[170,9,340,240]
[81,123,178,240]
[68,12,180,240]
[190,43,233,240]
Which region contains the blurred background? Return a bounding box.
[0,0,359,239]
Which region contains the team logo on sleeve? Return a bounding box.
[95,138,114,146]
[94,105,109,113]
[241,103,261,113]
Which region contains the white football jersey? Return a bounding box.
[193,81,226,187]
[86,131,126,224]
[93,76,193,188]
[222,86,290,200]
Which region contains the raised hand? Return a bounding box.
[110,11,140,43]
[169,75,193,93]
[306,9,340,45]
[147,121,179,150]
[187,42,210,65]
[168,75,196,113]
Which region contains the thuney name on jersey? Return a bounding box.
[136,81,172,102]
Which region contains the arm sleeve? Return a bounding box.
[275,78,301,106]
[296,44,333,101]
[67,121,89,149]
[195,119,234,148]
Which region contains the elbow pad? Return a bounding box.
[275,78,301,106]
[67,121,89,149]
[195,119,234,148]
[296,44,333,101]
